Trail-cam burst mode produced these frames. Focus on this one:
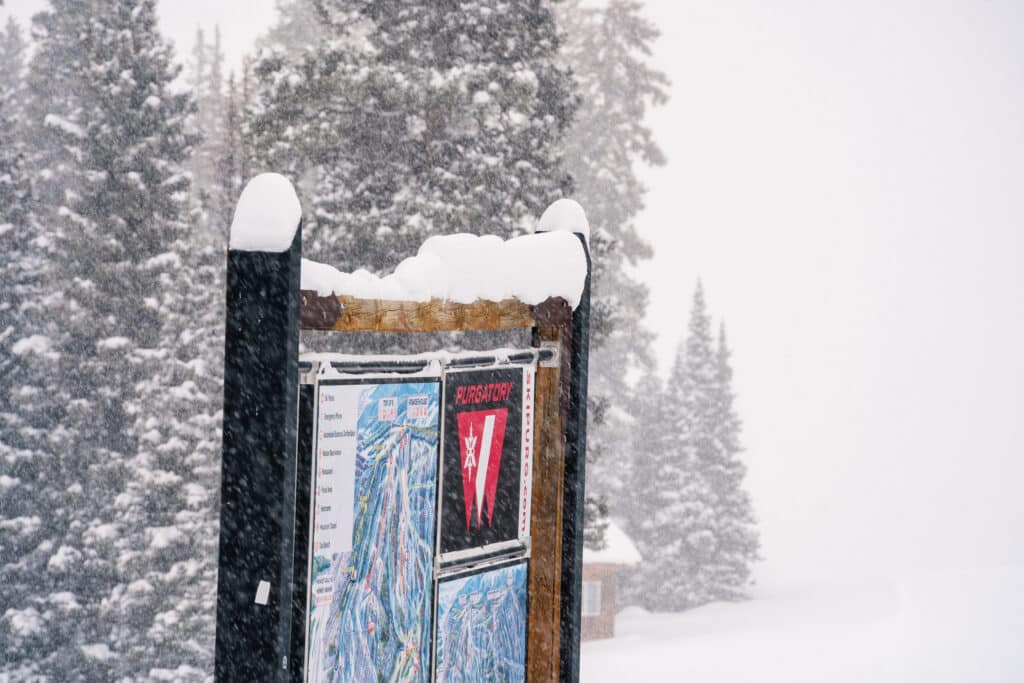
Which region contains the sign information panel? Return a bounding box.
[440,367,535,560]
[433,561,529,683]
[304,379,440,683]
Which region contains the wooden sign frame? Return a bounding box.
[214,217,591,683]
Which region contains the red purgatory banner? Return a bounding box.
[456,409,509,530]
[440,366,534,558]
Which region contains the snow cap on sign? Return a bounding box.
[537,198,590,242]
[228,173,302,252]
[300,230,588,308]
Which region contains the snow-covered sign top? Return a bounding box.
[582,521,642,567]
[304,197,590,309]
[228,173,302,252]
[302,228,588,308]
[228,173,590,308]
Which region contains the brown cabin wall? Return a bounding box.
[581,564,624,641]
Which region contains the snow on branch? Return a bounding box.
[228,173,302,253]
[43,114,85,139]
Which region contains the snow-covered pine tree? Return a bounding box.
[668,283,722,610]
[108,234,224,680]
[553,0,669,548]
[709,322,760,599]
[0,16,28,248]
[12,0,195,676]
[256,0,330,58]
[187,26,228,237]
[630,284,710,610]
[0,14,30,447]
[210,71,246,234]
[0,19,62,680]
[249,0,574,273]
[630,285,759,610]
[617,370,670,605]
[0,17,29,381]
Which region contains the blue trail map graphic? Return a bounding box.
[306,381,439,683]
[434,562,528,683]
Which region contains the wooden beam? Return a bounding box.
[299,290,573,333]
[527,319,571,683]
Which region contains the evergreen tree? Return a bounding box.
[256,0,330,57]
[618,371,672,606]
[0,18,60,680]
[108,237,223,680]
[553,0,668,546]
[629,286,717,611]
[668,283,723,609]
[0,16,28,233]
[630,284,758,610]
[709,323,760,598]
[4,0,195,676]
[210,71,246,235]
[187,25,229,236]
[250,0,575,272]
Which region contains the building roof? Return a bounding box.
[582,521,642,567]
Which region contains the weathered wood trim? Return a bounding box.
[533,297,573,329]
[527,320,571,683]
[299,290,572,333]
[299,290,344,330]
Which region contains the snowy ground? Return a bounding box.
[581,565,1024,683]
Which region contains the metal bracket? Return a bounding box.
[298,360,321,386]
[539,341,561,368]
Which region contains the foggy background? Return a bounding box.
[636,0,1024,581]
[5,0,1021,583]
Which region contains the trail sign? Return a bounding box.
[303,376,440,682]
[215,176,592,682]
[440,367,535,563]
[433,559,529,682]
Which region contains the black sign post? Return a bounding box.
[559,233,592,683]
[215,224,302,681]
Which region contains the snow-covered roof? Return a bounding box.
[583,521,642,567]
[228,173,302,252]
[301,228,588,308]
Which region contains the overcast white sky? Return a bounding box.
[637,0,1024,579]
[4,0,1022,581]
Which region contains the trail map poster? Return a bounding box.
[433,561,529,683]
[304,379,440,683]
[441,367,534,559]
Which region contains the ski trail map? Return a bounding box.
[434,561,529,682]
[305,380,440,683]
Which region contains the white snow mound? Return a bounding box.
[302,230,588,307]
[538,198,590,241]
[228,173,302,252]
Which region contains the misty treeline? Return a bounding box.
[0,0,755,677]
